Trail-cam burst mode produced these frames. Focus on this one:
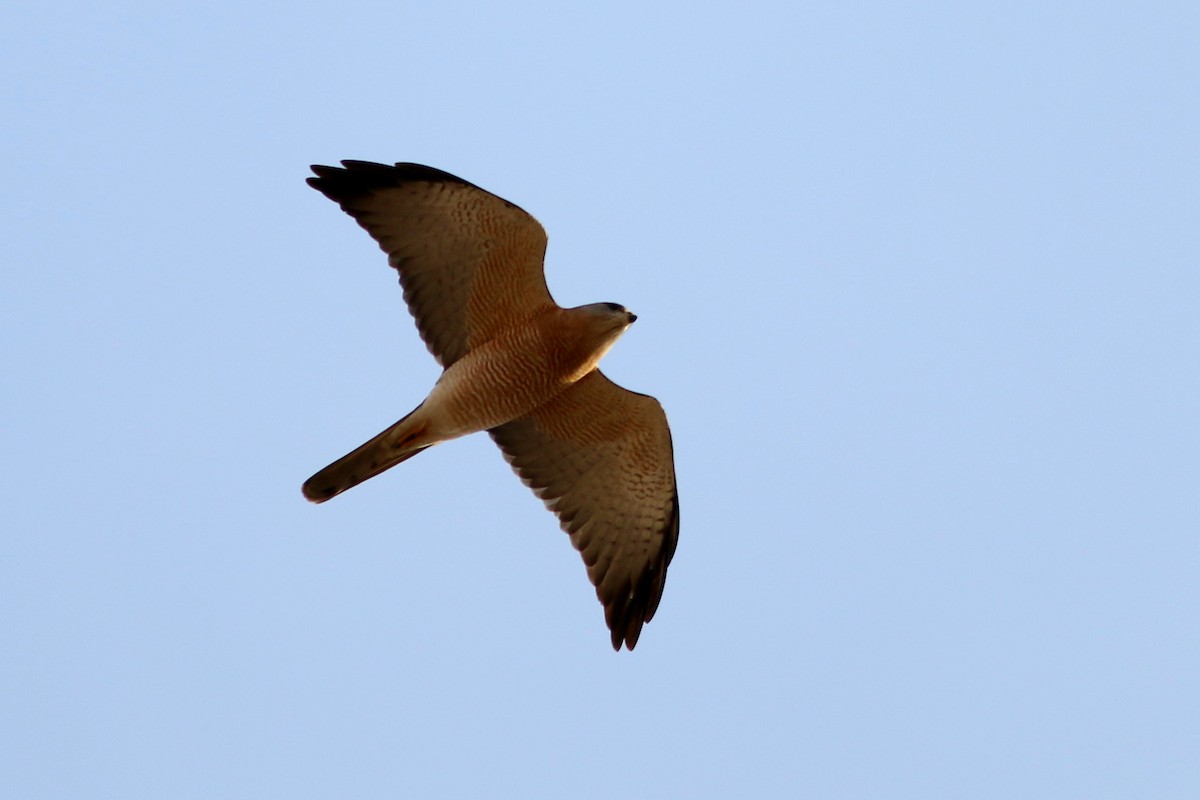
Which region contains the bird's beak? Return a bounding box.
[627,312,638,324]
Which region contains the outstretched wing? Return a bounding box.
[308,161,556,366]
[489,370,679,650]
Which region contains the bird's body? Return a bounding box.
[303,304,634,501]
[302,161,678,650]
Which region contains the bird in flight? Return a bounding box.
[302,161,679,650]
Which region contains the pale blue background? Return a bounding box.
[3,1,1197,797]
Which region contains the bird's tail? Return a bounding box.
[302,407,432,503]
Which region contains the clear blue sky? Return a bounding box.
[3,1,1197,797]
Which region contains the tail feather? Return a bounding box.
[302,409,431,503]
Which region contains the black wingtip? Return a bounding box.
[306,161,528,213]
[605,492,679,652]
[306,161,477,202]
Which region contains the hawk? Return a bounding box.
[302,161,679,650]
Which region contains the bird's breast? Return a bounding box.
[422,313,597,438]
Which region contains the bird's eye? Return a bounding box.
[603,302,623,312]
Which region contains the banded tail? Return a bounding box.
[302,408,431,503]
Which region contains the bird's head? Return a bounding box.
[563,303,638,378]
[581,302,637,327]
